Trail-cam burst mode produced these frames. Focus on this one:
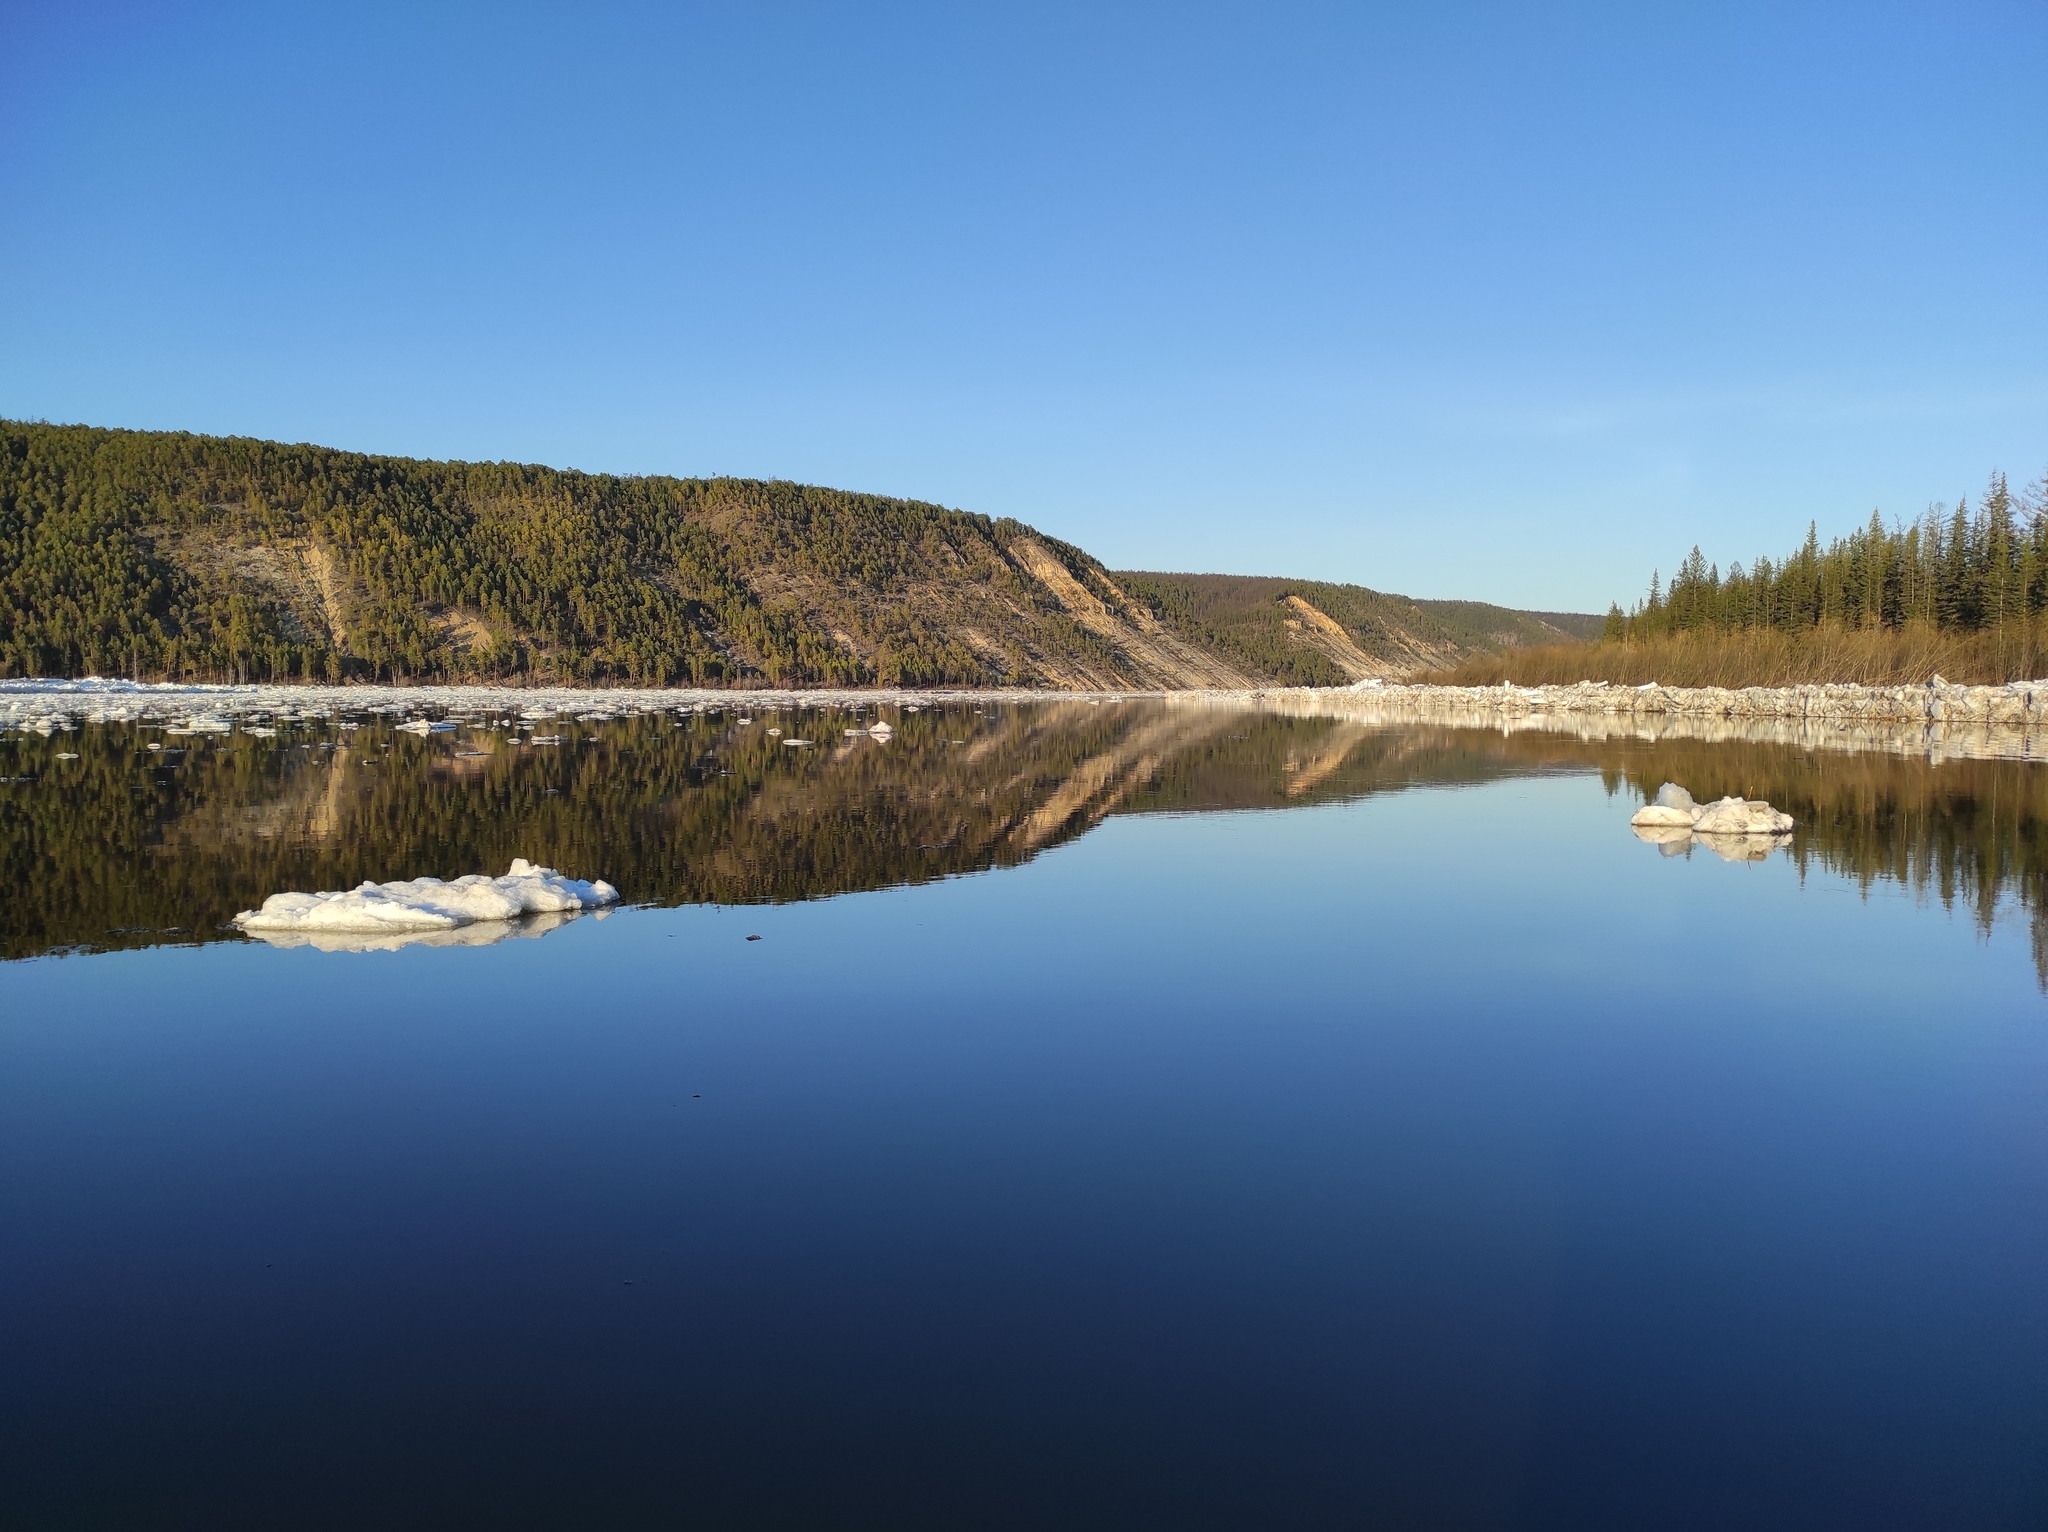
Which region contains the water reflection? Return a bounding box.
[237,907,604,954]
[1633,823,1796,862]
[4,700,2047,981]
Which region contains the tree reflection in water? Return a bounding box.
[4,701,2046,983]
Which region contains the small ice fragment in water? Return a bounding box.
[232,859,618,936]
[55,752,78,759]
[1630,782,1698,829]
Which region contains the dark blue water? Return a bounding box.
[3,717,2046,1528]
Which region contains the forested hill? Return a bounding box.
[0,422,1586,688]
[1114,573,1599,686]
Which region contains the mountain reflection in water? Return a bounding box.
[3,700,2046,981]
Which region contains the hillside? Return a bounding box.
[1114,573,1598,686]
[0,422,1589,688]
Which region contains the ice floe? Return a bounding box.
[1628,782,1793,836]
[233,859,618,939]
[1691,797,1796,835]
[1628,780,1795,859]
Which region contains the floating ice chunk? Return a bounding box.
[396,719,456,735]
[233,859,618,936]
[1630,782,1699,828]
[1629,803,1697,828]
[1653,782,1695,813]
[1691,797,1795,835]
[1629,782,1791,835]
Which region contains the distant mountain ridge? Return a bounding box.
[0,422,1592,688]
[1113,573,1600,687]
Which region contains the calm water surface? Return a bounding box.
[2,701,2045,1529]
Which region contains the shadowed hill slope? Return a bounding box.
[1,422,1589,688]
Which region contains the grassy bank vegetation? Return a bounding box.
[1424,620,2048,687]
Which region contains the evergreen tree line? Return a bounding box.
[1606,470,2048,643]
[0,422,1132,687]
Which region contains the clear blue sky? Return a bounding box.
[3,2,2043,613]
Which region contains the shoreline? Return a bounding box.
[6,675,2046,763]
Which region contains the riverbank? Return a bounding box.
[1171,677,2048,764]
[7,675,2047,763]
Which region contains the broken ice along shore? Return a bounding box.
[8,673,2048,764]
[233,860,618,951]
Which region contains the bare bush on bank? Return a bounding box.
[1422,621,2048,689]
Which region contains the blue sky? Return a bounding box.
[3,1,2042,612]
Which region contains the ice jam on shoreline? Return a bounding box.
[233,860,618,938]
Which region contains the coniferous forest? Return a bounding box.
[1609,471,2048,644]
[1434,469,2048,687]
[0,421,1588,688]
[0,422,1136,686]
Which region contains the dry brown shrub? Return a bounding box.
[1421,621,2048,688]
